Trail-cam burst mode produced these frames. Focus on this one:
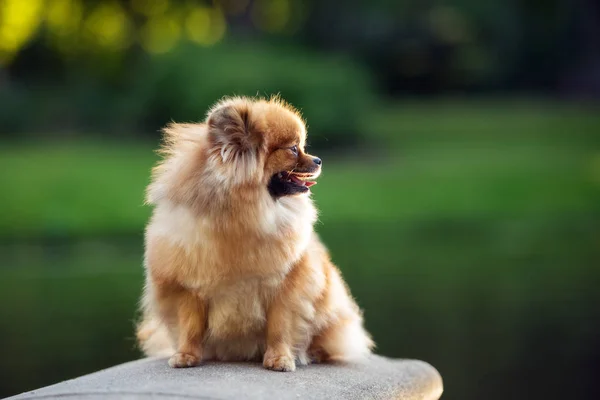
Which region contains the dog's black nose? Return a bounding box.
[313,157,322,165]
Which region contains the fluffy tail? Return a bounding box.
[136,316,174,357]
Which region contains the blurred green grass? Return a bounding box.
[1,100,599,238]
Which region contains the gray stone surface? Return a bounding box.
[8,355,443,400]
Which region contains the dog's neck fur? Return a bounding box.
[149,134,316,230]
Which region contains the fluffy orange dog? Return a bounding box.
[136,96,373,371]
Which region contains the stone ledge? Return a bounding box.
[9,355,443,400]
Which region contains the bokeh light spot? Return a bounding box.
[83,2,132,51]
[47,0,83,37]
[140,14,182,54]
[185,6,226,47]
[0,0,44,64]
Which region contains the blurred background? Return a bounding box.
[0,0,599,399]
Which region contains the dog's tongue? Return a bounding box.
[290,174,316,187]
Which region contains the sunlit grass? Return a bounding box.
[0,101,598,238]
[0,142,156,237]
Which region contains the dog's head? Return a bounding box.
[206,96,321,198]
[147,96,322,208]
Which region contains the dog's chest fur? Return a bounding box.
[145,197,316,356]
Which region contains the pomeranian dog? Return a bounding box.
[136,96,374,371]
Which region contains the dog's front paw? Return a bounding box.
[263,350,296,372]
[168,352,200,368]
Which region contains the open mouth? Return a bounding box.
[268,171,318,197]
[279,171,317,188]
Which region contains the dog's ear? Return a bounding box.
[207,97,263,161]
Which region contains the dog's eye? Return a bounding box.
[289,145,298,155]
